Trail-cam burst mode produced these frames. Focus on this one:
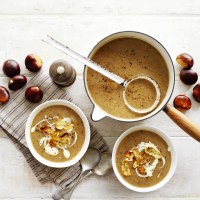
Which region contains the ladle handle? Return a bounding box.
[42,35,125,85]
[164,104,200,142]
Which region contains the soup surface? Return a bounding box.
[116,130,171,187]
[31,105,85,162]
[86,37,169,119]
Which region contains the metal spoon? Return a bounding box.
[53,152,112,199]
[42,35,161,114]
[67,152,112,185]
[92,152,112,175]
[52,147,101,200]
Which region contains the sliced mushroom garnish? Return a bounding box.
[122,160,131,176]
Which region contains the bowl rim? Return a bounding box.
[112,125,177,192]
[25,99,90,168]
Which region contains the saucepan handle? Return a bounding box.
[91,106,107,121]
[163,104,200,142]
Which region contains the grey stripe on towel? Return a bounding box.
[0,70,108,187]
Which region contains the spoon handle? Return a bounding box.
[52,171,92,200]
[42,35,125,85]
[52,170,89,200]
[63,170,88,200]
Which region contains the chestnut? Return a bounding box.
[0,86,10,104]
[173,94,191,110]
[179,69,198,85]
[176,53,194,69]
[8,75,27,90]
[25,54,42,72]
[3,59,20,77]
[193,83,200,103]
[25,86,43,103]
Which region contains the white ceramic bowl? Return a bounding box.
[112,125,177,192]
[25,100,90,168]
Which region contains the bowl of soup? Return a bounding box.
[25,100,90,168]
[112,125,177,192]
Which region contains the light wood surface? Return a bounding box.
[0,0,200,199]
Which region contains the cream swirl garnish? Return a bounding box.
[31,116,59,132]
[32,115,77,159]
[122,141,166,178]
[39,136,59,156]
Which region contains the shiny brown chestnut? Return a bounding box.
[173,94,192,110]
[3,59,20,77]
[179,69,198,85]
[193,83,200,103]
[8,75,27,90]
[25,54,43,72]
[25,86,43,103]
[176,53,194,69]
[0,86,10,104]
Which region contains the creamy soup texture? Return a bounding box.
[86,37,169,118]
[116,130,171,187]
[31,105,85,162]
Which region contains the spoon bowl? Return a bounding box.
[52,147,101,200]
[81,147,101,171]
[57,152,112,190]
[93,152,112,175]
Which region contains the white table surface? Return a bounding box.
[0,0,200,199]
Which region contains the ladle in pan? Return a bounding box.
[43,35,160,114]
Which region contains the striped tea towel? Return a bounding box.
[0,70,108,188]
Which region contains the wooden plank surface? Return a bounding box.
[0,15,200,76]
[0,0,200,15]
[0,0,200,199]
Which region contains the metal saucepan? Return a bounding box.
[84,31,200,142]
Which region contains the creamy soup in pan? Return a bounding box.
[116,130,171,187]
[86,37,169,118]
[31,105,85,162]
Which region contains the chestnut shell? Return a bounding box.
[180,69,198,85]
[25,86,43,103]
[173,94,192,110]
[193,83,200,103]
[0,86,10,104]
[25,54,42,72]
[8,75,27,90]
[176,53,194,69]
[3,59,20,77]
